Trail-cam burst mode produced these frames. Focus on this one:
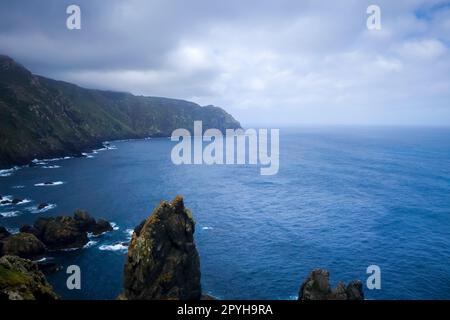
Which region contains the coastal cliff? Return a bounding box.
[0,55,241,168]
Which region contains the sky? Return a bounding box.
[1,0,450,127]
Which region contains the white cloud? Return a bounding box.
[1,0,450,126]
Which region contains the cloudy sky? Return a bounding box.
[1,0,450,126]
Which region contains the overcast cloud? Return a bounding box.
[1,0,450,126]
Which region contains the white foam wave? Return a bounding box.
[0,211,20,218]
[111,222,120,231]
[82,152,96,158]
[6,227,19,234]
[125,228,134,239]
[27,203,57,213]
[99,243,128,252]
[15,199,32,205]
[34,257,48,263]
[34,181,64,187]
[0,166,20,177]
[83,240,98,249]
[45,156,73,162]
[202,226,214,230]
[12,185,25,189]
[42,165,61,169]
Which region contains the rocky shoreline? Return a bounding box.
[0,196,364,300]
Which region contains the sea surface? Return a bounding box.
[1,127,450,300]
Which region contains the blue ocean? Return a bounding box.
[1,127,450,300]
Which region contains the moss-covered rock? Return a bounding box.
[0,255,58,300]
[122,195,201,300]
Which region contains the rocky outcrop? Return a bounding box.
[1,233,46,260]
[122,196,201,300]
[19,211,113,250]
[298,269,364,300]
[73,210,113,235]
[0,255,58,300]
[0,226,10,240]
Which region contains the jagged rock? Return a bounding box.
[122,195,201,300]
[73,209,97,231]
[346,280,364,300]
[73,210,113,235]
[298,269,364,300]
[90,218,113,235]
[1,233,46,260]
[0,255,58,300]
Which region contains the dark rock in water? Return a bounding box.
[122,195,201,300]
[1,200,11,205]
[31,216,88,250]
[73,210,97,232]
[37,203,49,210]
[11,198,23,205]
[73,210,113,235]
[298,269,364,300]
[44,182,53,185]
[0,255,58,300]
[1,233,47,260]
[346,280,365,300]
[90,218,113,236]
[0,226,10,240]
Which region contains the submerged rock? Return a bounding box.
[122,195,201,300]
[1,233,46,260]
[0,255,59,300]
[298,269,364,300]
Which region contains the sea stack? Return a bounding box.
[122,196,201,300]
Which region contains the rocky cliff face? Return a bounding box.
[0,255,58,300]
[298,269,364,300]
[122,196,201,300]
[0,55,241,168]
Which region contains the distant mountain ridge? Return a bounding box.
[0,55,241,168]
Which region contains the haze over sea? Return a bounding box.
[1,127,450,300]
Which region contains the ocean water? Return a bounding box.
[1,127,450,300]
